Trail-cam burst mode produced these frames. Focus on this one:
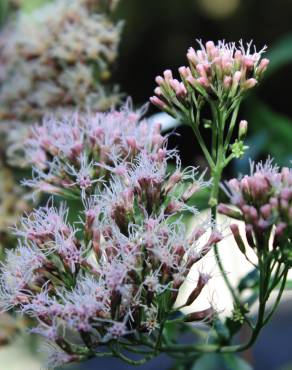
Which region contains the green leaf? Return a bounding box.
[0,0,9,25]
[238,268,259,293]
[285,280,292,290]
[222,354,253,370]
[191,353,253,370]
[213,317,230,344]
[246,99,292,165]
[20,0,49,12]
[266,35,292,77]
[225,316,243,337]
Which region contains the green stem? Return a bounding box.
[110,342,155,366]
[191,124,215,169]
[208,106,241,305]
[264,268,288,325]
[224,103,241,150]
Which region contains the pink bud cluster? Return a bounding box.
[23,102,165,199]
[218,159,292,263]
[0,148,220,368]
[150,40,269,115]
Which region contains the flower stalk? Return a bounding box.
[150,39,292,357]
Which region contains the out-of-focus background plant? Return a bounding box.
[0,0,291,369]
[0,0,123,356]
[0,0,122,242]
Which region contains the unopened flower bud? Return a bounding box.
[230,71,241,96]
[230,224,246,254]
[155,76,164,85]
[150,96,167,109]
[238,120,248,140]
[243,78,257,90]
[258,218,270,230]
[275,222,287,237]
[206,40,215,51]
[181,182,201,202]
[243,56,254,69]
[197,77,209,87]
[260,204,272,219]
[184,307,214,322]
[165,200,183,215]
[223,75,232,90]
[187,47,197,65]
[164,171,183,194]
[189,226,206,244]
[178,66,190,79]
[163,69,173,81]
[256,58,269,76]
[207,230,223,246]
[184,273,210,306]
[245,224,256,249]
[281,167,290,182]
[196,64,208,79]
[280,188,292,201]
[154,87,162,96]
[217,203,242,220]
[85,209,96,230]
[186,76,208,97]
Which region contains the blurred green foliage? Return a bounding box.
[191,353,252,370]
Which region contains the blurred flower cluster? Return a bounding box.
[0,0,123,346]
[0,0,123,247]
[23,101,164,198]
[0,0,123,123]
[0,104,217,368]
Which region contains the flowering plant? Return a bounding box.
[0,0,123,348]
[1,103,220,367]
[0,39,291,370]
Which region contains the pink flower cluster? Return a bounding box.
[0,143,219,367]
[24,102,164,199]
[151,40,269,115]
[218,159,292,262]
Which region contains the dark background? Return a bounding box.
[113,0,292,176]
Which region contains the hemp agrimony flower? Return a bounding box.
[149,39,292,360]
[0,145,218,368]
[215,158,292,353]
[151,40,269,208]
[23,102,164,199]
[219,158,292,265]
[151,40,268,115]
[1,30,290,370]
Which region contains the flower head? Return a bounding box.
[23,102,165,198]
[0,142,216,367]
[151,40,269,115]
[219,158,292,264]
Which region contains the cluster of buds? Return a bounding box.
[0,145,220,368]
[150,40,269,116]
[0,0,123,123]
[23,103,166,199]
[218,159,292,264]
